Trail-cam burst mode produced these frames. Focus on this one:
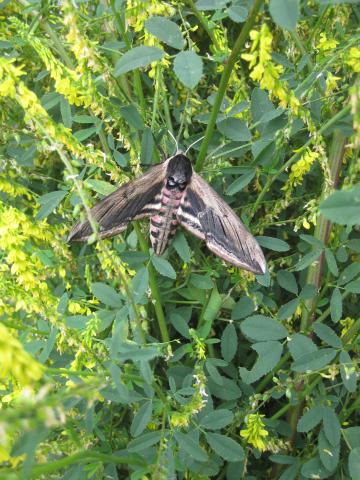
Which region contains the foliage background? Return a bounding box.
[0,0,359,479]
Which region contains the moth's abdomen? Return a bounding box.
[150,186,184,255]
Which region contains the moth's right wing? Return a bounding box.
[68,161,167,242]
[177,172,266,275]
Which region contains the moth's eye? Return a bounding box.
[168,176,176,187]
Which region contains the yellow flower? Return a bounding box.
[282,149,319,192]
[316,33,338,52]
[326,73,341,95]
[240,413,269,451]
[0,324,43,386]
[346,47,360,73]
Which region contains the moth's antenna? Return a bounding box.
[185,136,204,155]
[167,130,179,154]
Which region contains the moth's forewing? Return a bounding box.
[68,162,167,242]
[178,173,266,275]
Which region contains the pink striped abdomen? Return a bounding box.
[150,186,184,255]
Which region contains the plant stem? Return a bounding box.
[185,0,221,51]
[110,0,146,112]
[195,0,265,172]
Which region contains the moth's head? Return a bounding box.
[166,154,192,191]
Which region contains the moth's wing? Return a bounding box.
[68,162,167,242]
[178,172,266,274]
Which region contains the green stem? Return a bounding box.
[195,0,265,172]
[185,0,221,51]
[24,451,145,478]
[250,104,351,220]
[133,224,170,343]
[110,0,146,112]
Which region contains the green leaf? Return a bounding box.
[313,323,342,348]
[340,350,357,393]
[86,179,117,196]
[199,287,222,338]
[201,409,234,430]
[330,288,342,322]
[278,298,300,320]
[114,46,164,76]
[320,185,360,226]
[291,348,336,372]
[217,118,251,142]
[127,431,161,452]
[151,256,176,279]
[227,4,248,22]
[170,311,190,338]
[74,126,98,141]
[346,279,360,293]
[277,270,298,295]
[256,236,290,252]
[206,432,245,462]
[325,248,338,276]
[130,401,152,437]
[322,407,340,446]
[231,296,255,320]
[91,282,123,308]
[226,169,256,195]
[343,427,360,449]
[173,51,203,88]
[338,263,360,286]
[295,249,322,271]
[240,315,288,341]
[299,284,317,300]
[221,323,237,362]
[37,190,67,219]
[174,431,208,462]
[190,273,213,289]
[349,447,360,480]
[145,16,184,50]
[269,0,300,31]
[173,231,191,263]
[120,105,145,130]
[206,361,223,385]
[288,333,317,360]
[132,267,149,301]
[60,97,72,128]
[140,128,154,165]
[239,340,283,384]
[196,0,228,10]
[318,428,340,471]
[208,377,242,400]
[297,406,323,432]
[301,455,332,479]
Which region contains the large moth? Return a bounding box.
[68,153,266,275]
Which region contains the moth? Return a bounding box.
[68,152,266,275]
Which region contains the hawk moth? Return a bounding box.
[68,153,266,275]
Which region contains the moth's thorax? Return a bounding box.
[150,183,186,255]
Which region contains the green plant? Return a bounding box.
[0,1,359,479]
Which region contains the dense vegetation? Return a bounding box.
[0,0,359,478]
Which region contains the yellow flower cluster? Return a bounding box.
[316,33,338,52]
[240,413,269,451]
[0,324,43,386]
[170,367,207,428]
[282,149,320,193]
[62,0,102,74]
[346,47,360,73]
[241,24,300,114]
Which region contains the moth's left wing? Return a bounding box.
[178,172,266,274]
[68,161,167,242]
